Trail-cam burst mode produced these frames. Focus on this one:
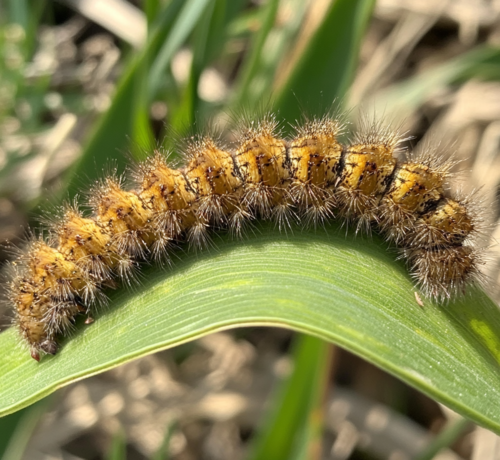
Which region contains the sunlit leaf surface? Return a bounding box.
[1,222,499,436]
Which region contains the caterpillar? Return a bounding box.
[4,112,486,361]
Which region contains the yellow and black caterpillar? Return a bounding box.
[6,113,485,361]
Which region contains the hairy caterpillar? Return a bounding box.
[5,112,485,361]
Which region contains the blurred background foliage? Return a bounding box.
[0,0,500,459]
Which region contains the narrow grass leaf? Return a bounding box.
[64,0,186,198]
[7,0,28,30]
[371,46,500,117]
[148,0,212,99]
[106,430,127,460]
[248,335,332,460]
[233,0,280,105]
[414,418,473,460]
[275,0,376,124]
[0,399,51,460]
[0,410,26,459]
[169,0,246,133]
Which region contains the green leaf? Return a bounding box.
[414,417,472,460]
[275,0,376,124]
[229,0,309,110]
[8,0,28,30]
[1,222,500,437]
[106,430,126,460]
[0,410,25,459]
[245,2,375,457]
[371,46,500,117]
[0,399,51,460]
[232,0,280,105]
[64,0,186,198]
[145,0,162,29]
[148,0,213,98]
[248,335,332,460]
[169,0,245,133]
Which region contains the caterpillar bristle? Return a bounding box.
[292,115,345,139]
[289,116,343,227]
[234,115,290,221]
[405,244,485,302]
[187,221,212,250]
[3,109,489,360]
[406,139,457,179]
[183,135,244,227]
[352,114,409,153]
[91,175,157,259]
[298,186,335,229]
[237,112,282,141]
[9,238,94,360]
[43,301,79,337]
[272,201,297,233]
[136,150,197,242]
[336,118,407,233]
[405,190,485,249]
[378,140,458,245]
[228,206,254,238]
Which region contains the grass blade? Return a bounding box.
[169,0,245,133]
[64,0,186,198]
[371,45,500,117]
[148,0,213,99]
[275,0,376,124]
[106,430,126,460]
[0,399,51,460]
[1,222,500,437]
[233,0,280,105]
[248,335,332,460]
[415,417,473,460]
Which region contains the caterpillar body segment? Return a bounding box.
[233,116,292,227]
[289,117,343,227]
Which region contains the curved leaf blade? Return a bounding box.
[0,222,499,436]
